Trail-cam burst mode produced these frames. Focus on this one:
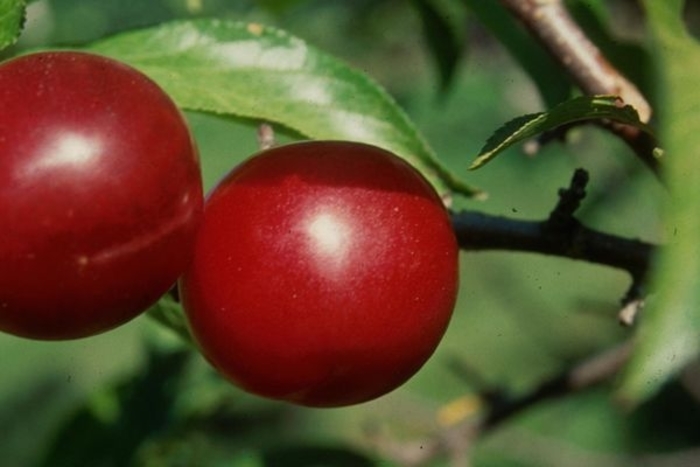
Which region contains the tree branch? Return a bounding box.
[451,207,654,283]
[372,170,650,462]
[499,0,660,173]
[480,340,633,430]
[373,341,634,465]
[453,168,655,325]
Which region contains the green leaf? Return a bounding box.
[0,0,26,51]
[411,0,468,92]
[82,19,479,199]
[39,347,190,467]
[262,445,376,467]
[254,0,310,15]
[617,0,700,407]
[470,95,656,170]
[146,293,193,345]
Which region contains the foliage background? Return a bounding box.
[0,1,696,466]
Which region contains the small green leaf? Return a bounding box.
[82,19,480,199]
[617,0,700,407]
[0,0,26,51]
[470,95,656,170]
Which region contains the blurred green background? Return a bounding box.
[2,1,693,466]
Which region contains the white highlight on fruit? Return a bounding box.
[38,132,103,171]
[307,212,349,256]
[305,210,352,271]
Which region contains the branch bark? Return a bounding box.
[499,0,660,173]
[451,168,655,308]
[450,210,654,283]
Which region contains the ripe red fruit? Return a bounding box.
[180,141,458,407]
[0,51,203,340]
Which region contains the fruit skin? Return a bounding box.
[0,51,203,340]
[180,141,458,407]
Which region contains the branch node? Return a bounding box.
[618,281,646,327]
[257,122,276,150]
[548,168,589,228]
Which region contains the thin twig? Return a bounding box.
[480,340,633,430]
[373,341,634,465]
[500,0,659,173]
[548,168,588,227]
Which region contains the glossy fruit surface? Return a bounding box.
[0,51,203,340]
[181,141,458,407]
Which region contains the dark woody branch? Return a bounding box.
[451,170,655,284]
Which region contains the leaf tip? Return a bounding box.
[468,155,489,171]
